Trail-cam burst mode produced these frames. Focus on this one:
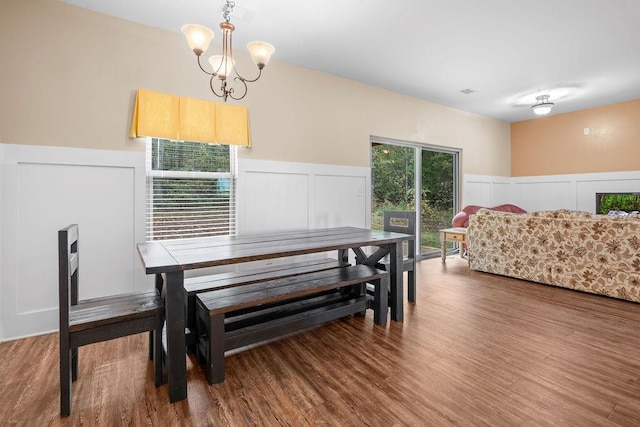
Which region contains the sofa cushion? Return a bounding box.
[452,204,526,228]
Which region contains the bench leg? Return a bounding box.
[373,276,389,325]
[186,293,199,354]
[354,282,367,316]
[154,315,164,386]
[206,313,226,385]
[155,273,165,299]
[148,331,154,361]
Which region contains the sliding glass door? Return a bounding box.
[371,138,459,259]
[371,144,415,230]
[419,149,457,257]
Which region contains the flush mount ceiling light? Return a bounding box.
[182,0,275,101]
[512,87,578,110]
[531,94,555,115]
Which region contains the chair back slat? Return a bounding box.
[69,251,79,305]
[69,252,79,277]
[383,211,416,257]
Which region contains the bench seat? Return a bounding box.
[195,264,389,384]
[184,258,345,337]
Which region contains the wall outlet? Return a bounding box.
[584,128,590,135]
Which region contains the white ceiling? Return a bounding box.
[60,0,640,122]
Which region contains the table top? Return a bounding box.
[439,227,467,234]
[137,226,412,274]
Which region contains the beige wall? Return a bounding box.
[511,99,640,177]
[0,0,510,175]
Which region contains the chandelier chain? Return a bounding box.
[222,0,235,22]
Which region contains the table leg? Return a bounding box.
[461,234,469,259]
[338,248,349,266]
[389,242,404,322]
[164,271,187,403]
[440,231,446,263]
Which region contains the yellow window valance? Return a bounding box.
[129,88,250,147]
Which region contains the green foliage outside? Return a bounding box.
[371,144,455,253]
[597,193,640,214]
[151,138,230,173]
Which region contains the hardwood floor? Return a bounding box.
[2,257,640,426]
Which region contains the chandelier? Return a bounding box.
[181,0,275,101]
[531,94,554,115]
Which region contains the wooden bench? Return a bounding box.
[195,264,389,384]
[183,258,346,340]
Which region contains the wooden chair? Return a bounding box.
[58,224,164,417]
[377,211,417,302]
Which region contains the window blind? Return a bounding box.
[146,138,237,240]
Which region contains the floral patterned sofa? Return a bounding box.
[467,209,640,303]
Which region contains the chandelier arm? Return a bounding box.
[197,55,216,76]
[237,67,262,83]
[228,77,248,100]
[209,74,226,99]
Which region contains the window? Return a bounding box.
[145,138,237,240]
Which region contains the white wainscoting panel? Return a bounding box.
[241,171,309,234]
[237,159,371,268]
[313,174,367,229]
[463,175,512,207]
[513,180,574,212]
[1,144,147,340]
[491,182,515,206]
[463,180,491,206]
[465,171,640,213]
[238,159,371,234]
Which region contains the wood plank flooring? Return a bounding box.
[2,257,640,426]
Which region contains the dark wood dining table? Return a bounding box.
[136,226,413,403]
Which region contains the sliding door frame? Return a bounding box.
[370,135,461,261]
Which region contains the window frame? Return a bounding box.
[145,137,238,241]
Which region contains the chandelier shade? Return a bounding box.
[208,55,235,79]
[181,24,215,55]
[247,41,276,67]
[182,0,274,102]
